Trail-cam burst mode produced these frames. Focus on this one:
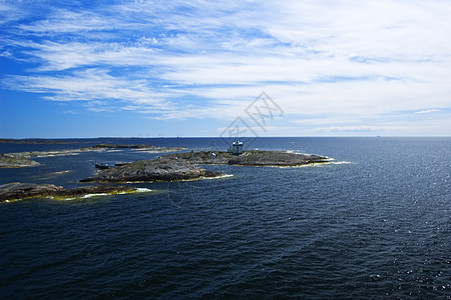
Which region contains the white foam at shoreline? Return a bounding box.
[134,188,153,193]
[326,161,353,165]
[81,193,109,198]
[202,174,234,180]
[60,188,153,200]
[277,160,353,168]
[179,174,234,182]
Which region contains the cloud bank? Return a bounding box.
[1,0,451,136]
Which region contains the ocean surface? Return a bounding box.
[0,137,450,299]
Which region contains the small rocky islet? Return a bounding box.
[80,158,221,183]
[0,153,41,168]
[163,150,328,166]
[0,182,141,202]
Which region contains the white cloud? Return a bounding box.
[414,109,441,114]
[0,2,28,25]
[2,68,172,109]
[1,0,451,135]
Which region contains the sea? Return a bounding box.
[0,137,450,299]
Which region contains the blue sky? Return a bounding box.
[1,0,450,138]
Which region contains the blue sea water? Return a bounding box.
[0,137,450,299]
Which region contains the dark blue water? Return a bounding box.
[1,137,450,299]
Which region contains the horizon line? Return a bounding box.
[2,136,451,140]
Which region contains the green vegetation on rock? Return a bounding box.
[0,182,142,202]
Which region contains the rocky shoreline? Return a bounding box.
[80,158,221,183]
[0,150,85,168]
[0,154,41,168]
[0,182,141,202]
[163,150,329,166]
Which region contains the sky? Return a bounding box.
[1,0,450,138]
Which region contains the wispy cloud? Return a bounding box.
[1,0,451,136]
[2,68,171,108]
[414,109,441,114]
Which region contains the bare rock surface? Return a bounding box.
[0,183,62,201]
[80,158,221,183]
[0,182,136,202]
[164,150,329,166]
[0,154,41,168]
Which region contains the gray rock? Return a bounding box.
[0,182,136,202]
[0,182,63,201]
[0,154,41,168]
[80,158,221,183]
[163,150,329,166]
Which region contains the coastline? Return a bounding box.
[0,182,154,203]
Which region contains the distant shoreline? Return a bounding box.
[0,144,187,168]
[0,138,84,145]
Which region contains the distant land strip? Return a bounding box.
[0,138,84,144]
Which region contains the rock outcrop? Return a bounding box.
[226,151,328,166]
[163,150,329,166]
[0,154,41,168]
[0,183,62,201]
[80,158,221,183]
[0,182,137,202]
[0,150,82,168]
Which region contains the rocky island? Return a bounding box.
[0,153,41,168]
[80,158,221,183]
[0,150,83,168]
[79,150,329,183]
[0,182,143,202]
[163,150,329,166]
